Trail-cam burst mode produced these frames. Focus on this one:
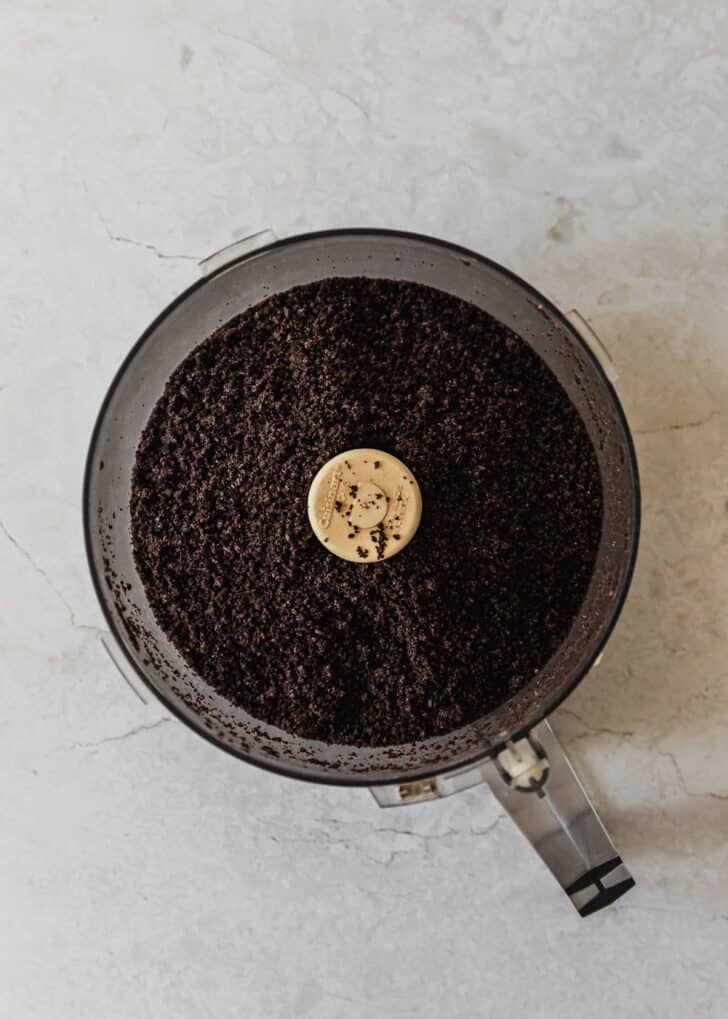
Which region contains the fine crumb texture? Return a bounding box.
[131,278,603,746]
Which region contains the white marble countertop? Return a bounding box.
[3,2,728,1016]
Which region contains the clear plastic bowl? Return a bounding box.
[84,229,640,785]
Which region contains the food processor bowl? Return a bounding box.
[84,229,639,787]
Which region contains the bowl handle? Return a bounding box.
[99,632,151,704]
[198,229,278,278]
[565,308,620,383]
[483,719,635,915]
[371,718,634,916]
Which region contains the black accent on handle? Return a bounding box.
[566,856,636,917]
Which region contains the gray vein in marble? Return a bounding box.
[62,718,171,752]
[104,229,200,263]
[371,814,508,843]
[644,685,725,746]
[213,28,279,63]
[557,707,635,740]
[559,708,728,801]
[269,813,507,869]
[658,750,728,802]
[76,171,199,262]
[634,409,721,436]
[321,88,370,120]
[266,828,394,869]
[0,519,102,636]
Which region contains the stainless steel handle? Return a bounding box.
[482,719,634,916]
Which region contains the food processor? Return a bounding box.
[84,228,640,916]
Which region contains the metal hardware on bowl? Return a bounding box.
[495,735,550,792]
[398,778,437,801]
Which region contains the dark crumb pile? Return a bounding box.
[131,278,602,746]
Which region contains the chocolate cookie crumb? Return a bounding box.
[131,277,602,746]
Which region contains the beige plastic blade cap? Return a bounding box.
[307,448,422,563]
